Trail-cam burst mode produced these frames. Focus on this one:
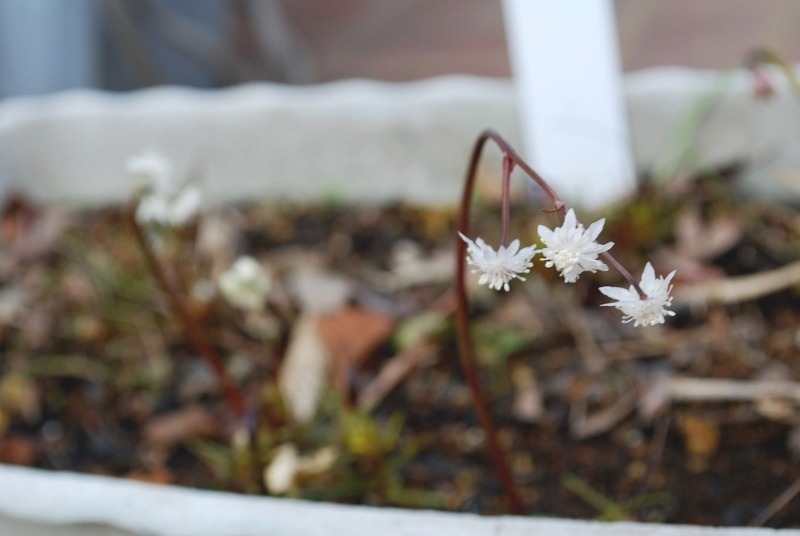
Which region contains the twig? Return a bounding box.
[127,203,247,421]
[356,343,437,412]
[750,476,800,527]
[676,260,800,306]
[570,389,639,440]
[663,377,800,403]
[552,286,606,373]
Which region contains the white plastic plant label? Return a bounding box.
[502,0,635,209]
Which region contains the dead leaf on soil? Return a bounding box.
[287,266,352,313]
[279,313,329,423]
[264,443,300,494]
[318,306,394,394]
[0,435,37,465]
[0,198,68,274]
[125,467,175,485]
[143,404,217,448]
[679,413,720,472]
[510,364,544,423]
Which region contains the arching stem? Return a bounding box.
[455,131,524,515]
[455,129,648,514]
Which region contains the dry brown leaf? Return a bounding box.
[318,306,394,394]
[679,413,720,472]
[264,443,300,494]
[195,212,240,268]
[0,435,37,465]
[0,198,68,271]
[125,467,175,485]
[287,267,352,313]
[143,405,217,447]
[511,364,544,423]
[279,313,329,423]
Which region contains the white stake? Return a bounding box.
[502,0,635,209]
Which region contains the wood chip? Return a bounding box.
[143,405,217,447]
[279,313,329,423]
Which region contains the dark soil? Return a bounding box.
[1,189,799,528]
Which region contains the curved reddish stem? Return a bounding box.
[455,132,525,515]
[455,129,648,514]
[500,155,513,247]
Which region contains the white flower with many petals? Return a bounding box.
[538,209,614,283]
[218,256,271,311]
[599,262,677,327]
[129,150,202,227]
[458,232,537,292]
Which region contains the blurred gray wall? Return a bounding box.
[0,0,99,96]
[0,0,311,98]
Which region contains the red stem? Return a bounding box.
[127,203,247,421]
[484,127,644,294]
[500,155,513,247]
[455,129,649,514]
[455,132,525,515]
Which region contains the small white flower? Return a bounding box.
[538,209,614,283]
[128,150,202,227]
[458,232,537,292]
[218,256,271,311]
[127,150,175,195]
[599,262,677,327]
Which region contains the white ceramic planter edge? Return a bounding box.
[1,66,799,210]
[0,464,795,536]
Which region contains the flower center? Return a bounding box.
[552,247,580,271]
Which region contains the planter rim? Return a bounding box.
[0,464,796,536]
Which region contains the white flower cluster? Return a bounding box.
[218,256,271,311]
[460,209,676,327]
[459,233,537,292]
[599,262,676,327]
[129,150,202,227]
[537,209,614,283]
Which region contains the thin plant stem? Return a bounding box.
[127,202,247,421]
[500,155,513,247]
[455,129,650,514]
[601,250,643,296]
[481,128,644,294]
[455,132,525,515]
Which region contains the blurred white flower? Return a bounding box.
[128,150,201,227]
[264,443,299,494]
[458,232,537,292]
[599,262,677,327]
[538,208,613,283]
[218,256,271,311]
[127,150,174,194]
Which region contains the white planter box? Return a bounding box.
[1,71,799,534]
[1,464,795,536]
[0,68,798,208]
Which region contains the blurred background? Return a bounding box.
[3,0,800,98]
